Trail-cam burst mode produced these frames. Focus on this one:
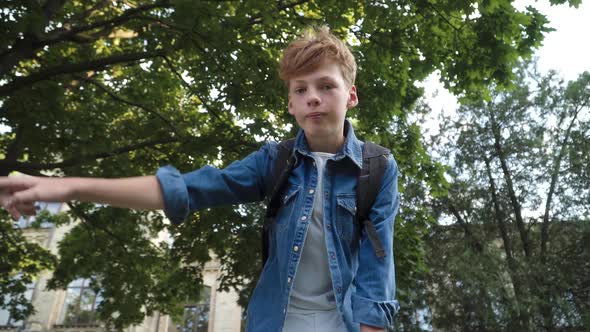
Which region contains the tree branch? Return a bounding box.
[68,203,132,256]
[488,106,532,257]
[41,1,173,48]
[483,155,533,329]
[249,0,310,24]
[61,1,171,37]
[160,56,257,151]
[133,15,185,32]
[421,0,462,32]
[76,75,182,136]
[0,1,172,76]
[67,203,165,256]
[0,137,179,174]
[0,50,166,97]
[446,200,483,252]
[0,0,67,75]
[541,99,587,258]
[62,1,111,26]
[483,155,514,263]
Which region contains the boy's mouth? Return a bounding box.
[306,112,325,119]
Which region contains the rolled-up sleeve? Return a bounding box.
[352,154,400,328]
[156,165,190,224]
[155,143,275,224]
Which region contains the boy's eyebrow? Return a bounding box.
[292,76,338,84]
[293,76,336,84]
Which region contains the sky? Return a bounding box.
[520,0,590,81]
[422,0,590,131]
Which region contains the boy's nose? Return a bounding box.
[307,94,320,107]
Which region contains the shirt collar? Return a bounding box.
[292,119,363,169]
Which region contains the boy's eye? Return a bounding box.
[294,87,306,94]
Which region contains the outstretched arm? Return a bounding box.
[0,175,164,220]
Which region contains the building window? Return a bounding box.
[172,286,211,332]
[0,280,35,327]
[57,278,102,326]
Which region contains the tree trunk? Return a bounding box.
[488,109,531,258]
[484,156,531,331]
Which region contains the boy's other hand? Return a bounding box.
[0,175,72,220]
[360,324,385,332]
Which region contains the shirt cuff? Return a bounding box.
[352,293,400,328]
[156,165,189,224]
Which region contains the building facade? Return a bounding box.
[0,203,243,332]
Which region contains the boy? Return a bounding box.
[0,26,400,331]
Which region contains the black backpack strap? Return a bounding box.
[357,141,390,258]
[262,139,296,264]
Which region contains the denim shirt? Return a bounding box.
[156,120,400,331]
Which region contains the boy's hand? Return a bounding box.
[0,176,72,220]
[360,324,385,332]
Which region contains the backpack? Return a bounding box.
[262,139,390,265]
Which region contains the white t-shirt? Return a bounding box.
[288,152,336,312]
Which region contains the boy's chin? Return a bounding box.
[304,127,340,140]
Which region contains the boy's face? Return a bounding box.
[288,61,358,147]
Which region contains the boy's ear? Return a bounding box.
[347,85,358,108]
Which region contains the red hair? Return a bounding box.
[279,25,357,87]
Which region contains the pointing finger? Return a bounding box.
[16,202,37,216]
[10,189,40,206]
[7,204,21,221]
[0,192,12,208]
[0,177,14,187]
[0,177,26,189]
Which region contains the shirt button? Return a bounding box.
[301,216,307,221]
[330,252,335,259]
[288,277,291,283]
[337,287,342,293]
[294,246,299,252]
[309,189,315,194]
[327,224,332,230]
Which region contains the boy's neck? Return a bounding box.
[306,134,345,154]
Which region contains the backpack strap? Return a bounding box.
[356,141,390,258]
[262,139,296,264]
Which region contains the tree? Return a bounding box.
[428,62,590,331]
[0,0,579,329]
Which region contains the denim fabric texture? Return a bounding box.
[156,120,400,331]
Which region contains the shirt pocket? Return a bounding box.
[336,193,357,242]
[274,185,301,233]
